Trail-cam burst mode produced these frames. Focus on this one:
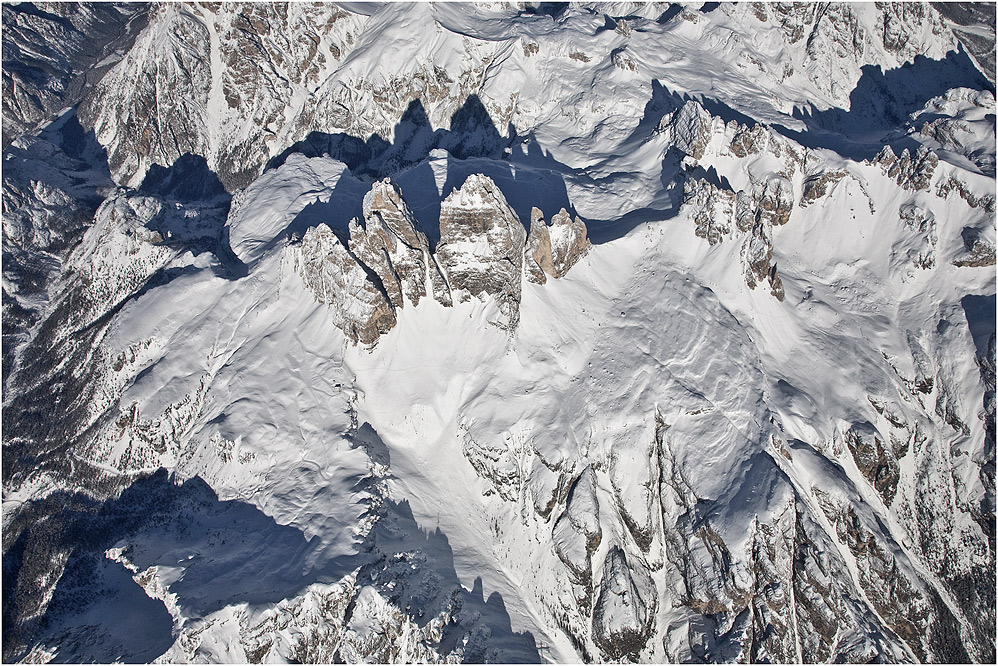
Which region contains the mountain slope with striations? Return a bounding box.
[2,2,995,663]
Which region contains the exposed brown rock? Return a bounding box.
[873,145,939,191]
[729,123,770,158]
[755,175,794,226]
[349,179,444,308]
[800,169,847,207]
[436,174,526,329]
[741,222,785,301]
[953,238,996,267]
[844,424,900,505]
[294,223,395,345]
[937,175,996,212]
[661,100,713,161]
[592,546,655,660]
[524,207,590,284]
[684,178,734,245]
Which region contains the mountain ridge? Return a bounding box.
[2,2,995,663]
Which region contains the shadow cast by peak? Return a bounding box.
[274,109,582,254]
[583,146,687,244]
[344,424,539,661]
[5,109,114,254]
[2,468,370,663]
[686,162,732,191]
[778,46,994,161]
[35,109,113,175]
[354,496,541,664]
[629,80,758,145]
[404,135,578,243]
[518,2,569,20]
[273,87,693,251]
[961,293,996,359]
[282,169,370,244]
[627,79,685,142]
[137,153,248,279]
[3,418,539,663]
[267,95,512,183]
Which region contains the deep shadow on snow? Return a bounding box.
[274,95,582,250]
[349,422,541,664]
[3,470,323,662]
[5,424,539,663]
[267,94,512,182]
[778,46,994,161]
[138,154,248,280]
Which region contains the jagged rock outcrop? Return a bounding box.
[524,207,590,284]
[73,2,522,191]
[873,145,940,190]
[800,169,848,206]
[899,202,937,270]
[682,174,785,299]
[294,224,395,345]
[844,423,901,504]
[78,3,369,190]
[552,468,602,592]
[592,546,655,660]
[953,230,996,267]
[672,101,798,300]
[683,178,735,245]
[741,222,785,301]
[728,122,772,158]
[436,174,526,329]
[753,175,794,226]
[814,489,972,663]
[289,173,590,343]
[79,4,213,190]
[349,179,447,308]
[3,3,994,663]
[937,175,997,213]
[1,3,146,148]
[659,100,713,161]
[755,2,955,104]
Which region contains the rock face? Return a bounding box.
[294,224,396,345]
[670,101,799,300]
[288,173,585,342]
[592,546,655,660]
[954,231,996,267]
[659,100,714,161]
[800,169,848,206]
[2,125,113,385]
[349,179,439,308]
[3,2,995,664]
[845,422,902,504]
[77,3,369,190]
[79,4,213,190]
[436,174,527,329]
[1,3,146,148]
[71,2,519,191]
[552,467,602,592]
[753,175,794,226]
[524,207,590,284]
[684,178,735,245]
[741,221,785,301]
[873,145,940,191]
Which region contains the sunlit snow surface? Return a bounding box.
[2,1,995,663]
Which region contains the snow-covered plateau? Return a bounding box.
[2,1,995,663]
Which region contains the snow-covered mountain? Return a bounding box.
[2,2,995,663]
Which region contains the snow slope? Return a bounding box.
[2,2,995,663]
